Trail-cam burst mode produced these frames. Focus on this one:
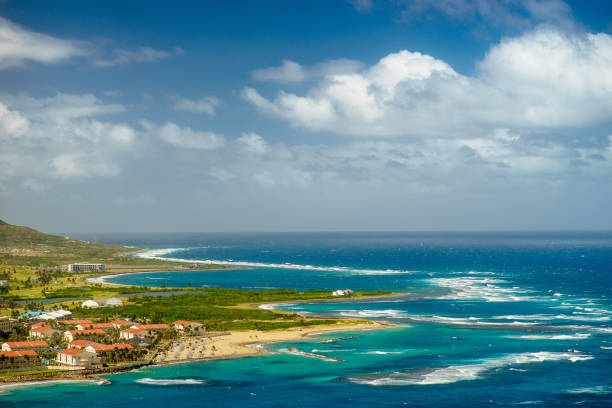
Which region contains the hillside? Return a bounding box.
[0,219,131,262]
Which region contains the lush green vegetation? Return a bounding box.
[72,289,389,331]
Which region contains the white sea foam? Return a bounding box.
[364,351,404,355]
[508,333,592,340]
[345,351,593,386]
[428,277,537,302]
[136,248,414,275]
[337,309,407,319]
[566,386,611,395]
[258,303,293,310]
[135,378,205,385]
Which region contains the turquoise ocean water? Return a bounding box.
[2,232,612,407]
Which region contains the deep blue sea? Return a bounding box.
[3,232,612,407]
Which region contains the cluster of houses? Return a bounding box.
[0,315,205,371]
[332,289,354,297]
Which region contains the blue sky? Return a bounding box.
[0,0,611,232]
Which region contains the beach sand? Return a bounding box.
[154,320,394,363]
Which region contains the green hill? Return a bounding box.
[0,220,132,263]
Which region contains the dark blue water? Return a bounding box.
[3,232,612,407]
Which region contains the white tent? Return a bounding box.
[81,300,100,309]
[104,298,123,307]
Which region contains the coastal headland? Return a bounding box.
[0,221,397,386]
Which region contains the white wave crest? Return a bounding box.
[345,351,593,386]
[428,277,537,302]
[566,386,611,395]
[135,378,205,385]
[337,309,407,319]
[136,248,413,275]
[508,333,592,340]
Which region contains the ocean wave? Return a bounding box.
[341,351,593,386]
[337,309,407,319]
[135,378,205,386]
[427,277,538,302]
[508,333,591,340]
[566,386,611,395]
[136,248,414,275]
[363,351,404,355]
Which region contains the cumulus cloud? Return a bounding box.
[93,46,182,67]
[0,17,88,69]
[252,58,364,83]
[172,96,221,115]
[143,121,225,150]
[236,132,269,154]
[0,92,136,179]
[244,28,612,138]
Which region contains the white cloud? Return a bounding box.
[236,132,269,154]
[244,28,612,138]
[0,92,135,180]
[143,121,225,150]
[93,46,180,67]
[252,58,364,83]
[173,96,221,115]
[50,153,121,178]
[210,167,236,182]
[0,17,87,69]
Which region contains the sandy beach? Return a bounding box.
[154,320,395,363]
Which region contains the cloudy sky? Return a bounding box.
[1,0,611,233]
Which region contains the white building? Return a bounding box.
[67,263,105,273]
[332,289,354,297]
[56,349,100,367]
[0,316,17,332]
[38,310,72,321]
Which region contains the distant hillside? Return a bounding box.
[0,220,131,260]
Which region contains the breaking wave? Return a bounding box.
[135,378,205,386]
[341,351,593,386]
[136,248,414,275]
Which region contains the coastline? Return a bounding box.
[153,319,398,364]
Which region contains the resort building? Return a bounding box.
[68,339,96,349]
[0,350,40,370]
[172,320,204,332]
[56,349,100,367]
[59,319,93,326]
[64,329,105,342]
[110,319,132,328]
[67,263,106,273]
[86,343,133,354]
[76,322,115,330]
[38,309,72,321]
[0,316,17,332]
[119,328,146,340]
[0,280,8,287]
[29,326,60,338]
[2,340,48,352]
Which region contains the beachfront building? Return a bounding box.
[332,289,354,297]
[81,300,100,309]
[2,340,48,352]
[86,343,133,354]
[0,350,40,370]
[0,316,17,332]
[68,339,96,349]
[29,326,60,338]
[67,263,105,273]
[64,329,105,342]
[56,349,100,367]
[172,320,204,333]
